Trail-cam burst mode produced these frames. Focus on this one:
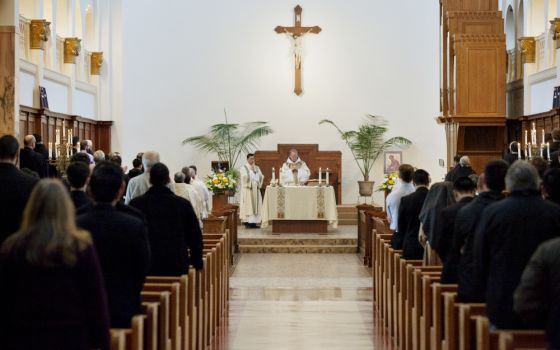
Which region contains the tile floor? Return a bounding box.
[214,253,391,350]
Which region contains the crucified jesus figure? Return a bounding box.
[275,5,322,96]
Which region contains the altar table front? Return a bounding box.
[261,186,338,233]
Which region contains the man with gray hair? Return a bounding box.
[446,155,476,182]
[473,160,560,329]
[19,135,47,178]
[125,151,173,204]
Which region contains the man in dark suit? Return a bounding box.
[66,161,92,210]
[433,176,476,266]
[445,156,476,183]
[33,133,50,178]
[443,161,509,299]
[130,162,203,275]
[0,135,38,245]
[474,161,560,329]
[19,135,47,178]
[77,161,151,328]
[549,128,560,154]
[398,169,431,260]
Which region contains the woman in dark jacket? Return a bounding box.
[0,180,110,350]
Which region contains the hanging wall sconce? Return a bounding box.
[90,52,103,75]
[30,19,51,50]
[64,37,81,64]
[518,37,536,64]
[551,18,560,49]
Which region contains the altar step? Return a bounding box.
[238,236,358,254]
[337,204,358,225]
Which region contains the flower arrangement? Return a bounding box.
[377,172,398,193]
[205,171,237,194]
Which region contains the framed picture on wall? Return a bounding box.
[384,151,402,174]
[39,86,49,109]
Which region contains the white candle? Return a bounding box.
[532,123,537,145]
[48,142,52,159]
[547,142,551,160]
[319,167,322,184]
[542,129,545,145]
[528,144,532,158]
[326,168,330,185]
[524,130,528,145]
[540,144,543,157]
[272,167,275,181]
[517,142,521,160]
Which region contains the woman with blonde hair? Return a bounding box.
[0,179,110,350]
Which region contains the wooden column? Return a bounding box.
[0,25,16,136]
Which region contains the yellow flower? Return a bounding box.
[223,178,229,183]
[212,179,220,184]
[388,180,394,185]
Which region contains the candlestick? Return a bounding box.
[319,167,322,184]
[326,168,330,185]
[517,142,521,160]
[547,142,551,160]
[531,123,537,145]
[524,130,528,145]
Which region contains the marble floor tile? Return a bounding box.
[217,253,389,350]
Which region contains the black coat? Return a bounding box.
[433,196,474,264]
[77,204,151,327]
[398,187,429,259]
[514,237,560,348]
[19,147,47,178]
[445,191,504,297]
[0,244,110,350]
[0,163,38,245]
[34,143,49,160]
[474,191,560,329]
[130,186,203,275]
[70,190,93,211]
[445,165,476,183]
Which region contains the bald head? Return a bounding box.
[142,151,160,172]
[23,135,36,148]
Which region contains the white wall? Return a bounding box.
[120,0,445,204]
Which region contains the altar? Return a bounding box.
[261,186,338,234]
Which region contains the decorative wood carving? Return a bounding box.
[255,144,342,204]
[274,5,321,96]
[19,106,112,154]
[518,37,536,64]
[550,18,560,48]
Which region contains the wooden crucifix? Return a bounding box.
[275,5,321,96]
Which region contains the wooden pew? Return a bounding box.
[459,303,486,350]
[110,329,126,350]
[430,283,457,350]
[143,282,181,350]
[141,290,171,350]
[474,316,547,350]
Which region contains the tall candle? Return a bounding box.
[326,168,330,185]
[272,167,275,181]
[542,129,545,145]
[319,167,322,184]
[517,142,521,160]
[540,144,543,157]
[524,130,528,145]
[528,144,532,158]
[547,142,551,160]
[531,123,537,145]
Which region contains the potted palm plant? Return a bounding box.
[319,115,411,196]
[181,110,273,194]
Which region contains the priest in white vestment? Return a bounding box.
[280,148,310,185]
[239,154,264,227]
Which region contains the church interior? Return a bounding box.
[1,0,560,349]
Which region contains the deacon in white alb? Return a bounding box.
[280,148,310,185]
[239,153,264,228]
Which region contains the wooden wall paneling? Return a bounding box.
[255,144,342,204]
[454,34,506,117]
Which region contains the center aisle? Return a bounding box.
[216,253,378,349]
